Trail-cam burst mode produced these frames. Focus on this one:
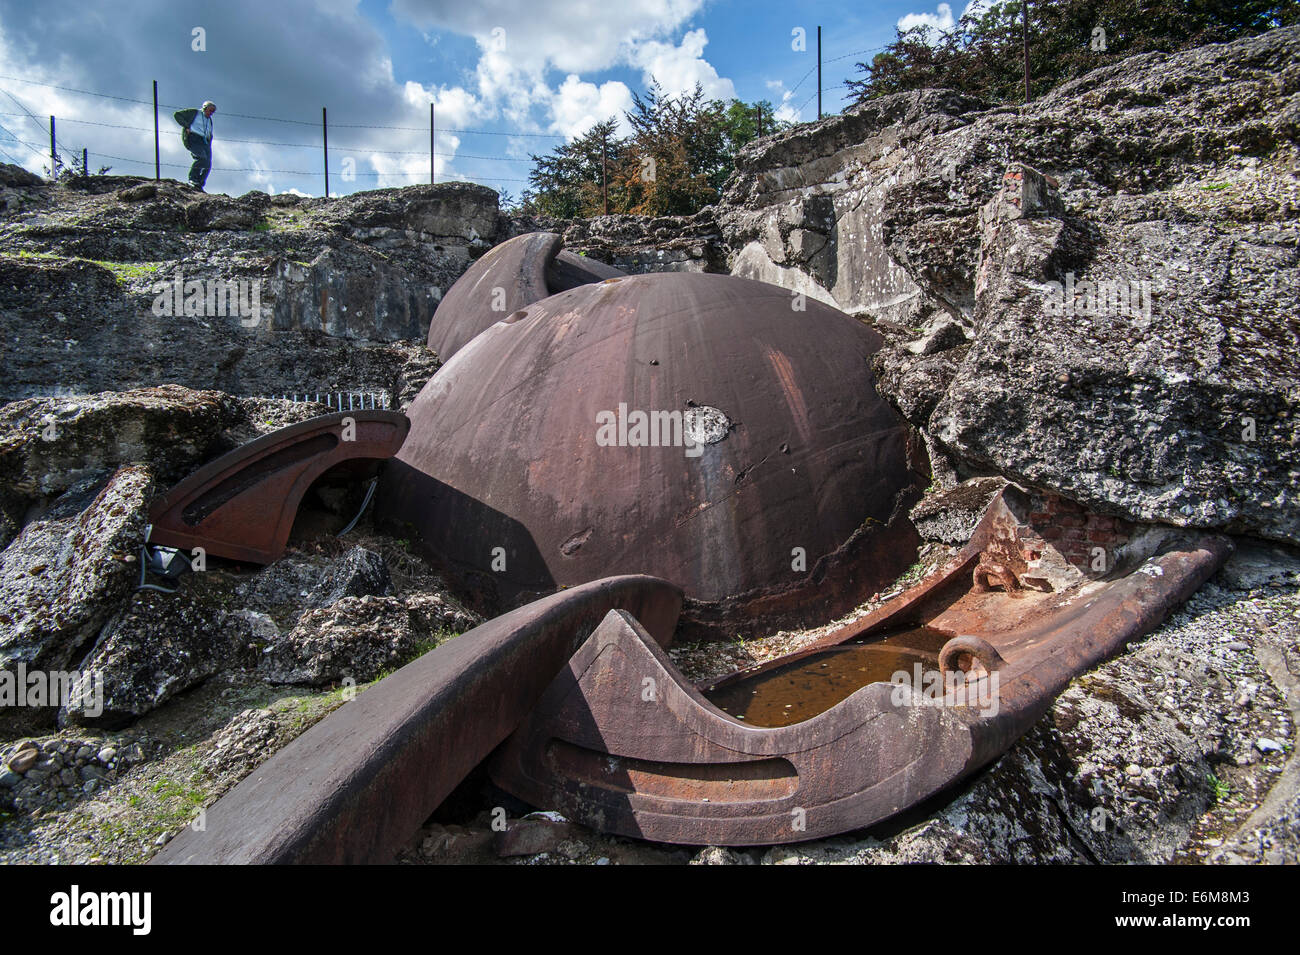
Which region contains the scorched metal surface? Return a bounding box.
[381,270,923,636]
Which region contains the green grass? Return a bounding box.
[1200,182,1230,192]
[3,249,162,284]
[95,261,163,280]
[1207,772,1232,802]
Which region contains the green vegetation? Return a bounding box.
[96,261,163,281]
[3,249,162,284]
[519,84,788,218]
[1208,772,1232,802]
[846,1,1297,106]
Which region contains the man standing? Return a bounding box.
[173,101,216,191]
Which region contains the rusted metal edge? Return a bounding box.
[150,574,682,864]
[490,609,970,845]
[426,232,628,362]
[426,232,555,362]
[147,410,409,565]
[966,533,1234,764]
[547,248,626,291]
[490,522,1230,845]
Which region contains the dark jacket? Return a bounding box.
[173,108,200,149]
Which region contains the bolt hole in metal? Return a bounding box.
[704,626,955,728]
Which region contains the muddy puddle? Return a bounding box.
[704,627,953,727]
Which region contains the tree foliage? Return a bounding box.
[521,82,787,218]
[845,0,1298,105]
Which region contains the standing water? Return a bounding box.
[704,627,953,727]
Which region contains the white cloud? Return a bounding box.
[763,80,800,124]
[369,150,432,190]
[390,0,706,75]
[898,1,993,39]
[630,28,735,101]
[393,1,737,139]
[898,2,956,34]
[549,75,634,139]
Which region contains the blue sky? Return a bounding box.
[0,0,975,198]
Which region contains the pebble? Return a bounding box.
[7,749,38,774]
[1255,737,1284,753]
[1125,764,1143,777]
[1226,642,1250,651]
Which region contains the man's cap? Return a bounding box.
[202,101,217,111]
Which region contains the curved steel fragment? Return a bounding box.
[147,410,409,564]
[426,231,625,361]
[489,490,1230,845]
[151,574,682,864]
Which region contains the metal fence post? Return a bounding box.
[817,26,822,120]
[153,80,160,180]
[322,107,329,198]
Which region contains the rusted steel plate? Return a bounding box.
[147,410,408,564]
[426,232,626,362]
[491,609,971,845]
[547,248,626,291]
[382,270,923,637]
[151,575,682,864]
[491,491,1230,845]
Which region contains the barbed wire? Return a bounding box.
[0,80,539,189]
[1,88,82,167]
[0,109,533,161]
[85,149,530,182]
[784,44,885,118]
[0,74,565,138]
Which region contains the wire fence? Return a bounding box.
[0,35,890,195]
[0,74,544,190]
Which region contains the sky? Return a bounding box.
[0,0,984,198]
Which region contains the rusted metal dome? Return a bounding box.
[426,232,625,361]
[383,269,923,636]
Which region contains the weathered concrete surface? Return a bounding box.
[0,466,154,733]
[718,27,1300,547]
[0,180,501,400]
[510,211,726,274]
